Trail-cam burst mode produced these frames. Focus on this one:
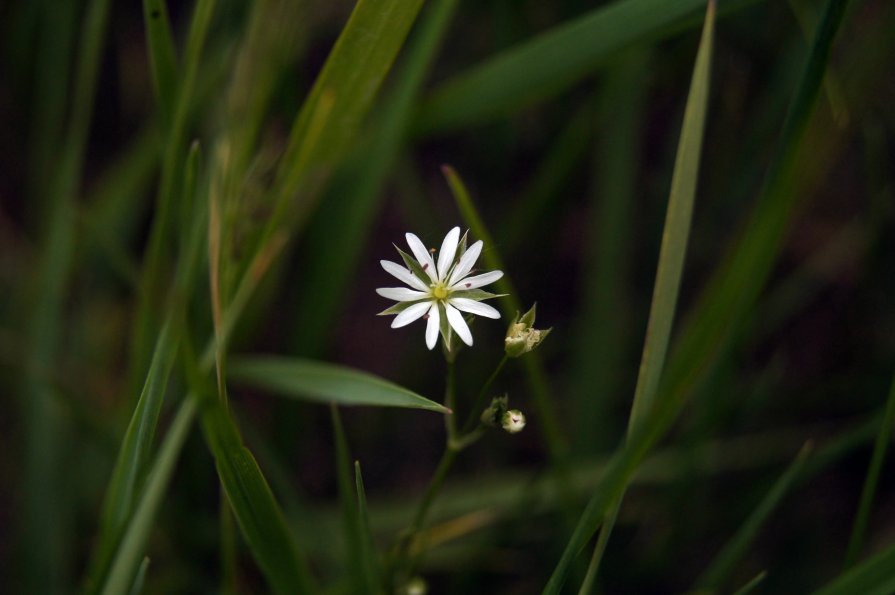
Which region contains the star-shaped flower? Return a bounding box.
[377,227,504,350]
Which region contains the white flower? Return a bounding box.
[376,226,504,350]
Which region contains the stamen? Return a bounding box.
[465,282,471,288]
[429,248,436,254]
[423,314,430,320]
[422,263,429,270]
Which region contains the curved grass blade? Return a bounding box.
[200,399,315,594]
[332,406,371,593]
[812,543,895,595]
[86,322,178,590]
[418,0,761,133]
[579,5,715,589]
[844,371,895,567]
[100,399,197,595]
[229,356,449,413]
[695,442,812,591]
[732,571,768,595]
[544,0,853,591]
[127,558,150,595]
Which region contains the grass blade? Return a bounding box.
[543,0,852,590]
[100,398,197,595]
[291,0,461,356]
[331,406,366,593]
[812,543,895,595]
[695,442,812,590]
[201,398,316,595]
[267,0,425,232]
[86,322,178,590]
[580,3,715,588]
[732,571,768,595]
[355,461,381,593]
[418,0,759,133]
[229,356,450,413]
[844,371,895,567]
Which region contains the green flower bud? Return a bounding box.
[480,395,509,427]
[505,303,552,358]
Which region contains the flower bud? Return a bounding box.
[501,409,526,434]
[505,303,552,358]
[480,395,508,427]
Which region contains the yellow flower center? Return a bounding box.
[432,284,449,300]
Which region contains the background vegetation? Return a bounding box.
[1,0,893,593]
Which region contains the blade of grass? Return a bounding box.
[417,0,763,133]
[812,543,895,595]
[262,0,426,243]
[200,397,316,595]
[732,571,768,595]
[543,0,853,591]
[580,5,714,589]
[290,0,461,356]
[229,356,450,413]
[695,442,813,590]
[332,406,368,593]
[86,322,178,589]
[99,398,196,595]
[22,0,111,591]
[132,0,216,392]
[355,461,382,593]
[844,371,895,567]
[127,558,150,595]
[143,0,179,130]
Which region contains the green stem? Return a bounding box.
[461,355,508,435]
[445,358,457,440]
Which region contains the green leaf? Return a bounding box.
[331,407,366,594]
[142,0,178,130]
[355,462,381,593]
[695,443,812,590]
[418,0,762,133]
[269,0,426,222]
[845,371,895,567]
[100,399,197,595]
[87,321,178,589]
[201,399,315,595]
[812,543,895,595]
[578,3,715,587]
[544,0,853,589]
[229,357,449,413]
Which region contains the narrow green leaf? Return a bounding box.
[142,0,179,130]
[418,0,762,133]
[331,406,364,593]
[544,1,852,588]
[580,4,714,587]
[812,543,895,595]
[201,399,315,595]
[696,443,812,590]
[845,371,895,567]
[229,356,449,413]
[732,571,767,595]
[268,0,426,227]
[87,322,178,589]
[100,399,197,595]
[127,558,150,595]
[289,0,463,356]
[355,461,382,593]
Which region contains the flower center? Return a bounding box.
[432,284,449,300]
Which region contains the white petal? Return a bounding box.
[448,240,483,285]
[405,233,437,282]
[445,304,473,346]
[449,297,501,319]
[376,287,429,302]
[425,303,440,350]
[391,301,432,328]
[381,260,428,291]
[450,269,503,290]
[436,227,460,281]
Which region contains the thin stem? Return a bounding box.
[407,446,458,537]
[461,354,508,435]
[445,358,457,440]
